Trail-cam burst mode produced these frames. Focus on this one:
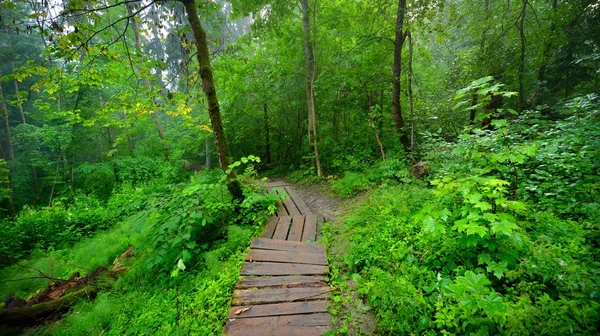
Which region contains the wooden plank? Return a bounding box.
[266,181,289,188]
[287,216,304,242]
[261,217,279,239]
[273,216,291,240]
[224,325,329,336]
[283,198,302,216]
[273,188,289,216]
[246,249,327,265]
[301,214,318,242]
[232,287,329,305]
[284,186,313,216]
[277,203,288,216]
[228,300,328,318]
[241,262,328,276]
[225,313,332,327]
[236,275,326,289]
[251,238,325,254]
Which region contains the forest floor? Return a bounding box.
[290,181,376,335]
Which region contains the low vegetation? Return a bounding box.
[324,94,600,335]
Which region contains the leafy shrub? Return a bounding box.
[325,94,600,335]
[331,172,373,198]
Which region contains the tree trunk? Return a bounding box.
[0,142,14,216]
[10,58,26,124]
[263,103,272,165]
[182,0,243,200]
[517,0,527,112]
[301,0,322,177]
[205,136,212,169]
[392,0,410,152]
[0,85,14,161]
[407,30,415,161]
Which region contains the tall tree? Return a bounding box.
[301,0,322,177]
[0,84,14,161]
[181,0,243,199]
[517,0,527,112]
[392,0,410,153]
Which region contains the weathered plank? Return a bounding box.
[224,325,329,336]
[282,196,302,216]
[236,275,326,289]
[266,181,289,188]
[261,217,279,239]
[301,214,318,242]
[232,287,329,305]
[287,216,305,242]
[272,216,292,240]
[284,186,313,216]
[241,262,328,276]
[225,313,332,327]
[228,300,328,318]
[250,238,325,254]
[246,249,327,265]
[273,188,289,216]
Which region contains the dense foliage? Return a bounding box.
[324,94,600,334]
[0,0,598,334]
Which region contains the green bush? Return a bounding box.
[325,94,600,335]
[331,172,373,198]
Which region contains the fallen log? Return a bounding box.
[0,246,134,328]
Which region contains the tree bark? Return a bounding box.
[205,136,212,169]
[407,30,415,160]
[0,85,14,161]
[301,0,322,177]
[517,0,527,112]
[182,0,243,200]
[392,0,410,152]
[263,103,272,165]
[10,58,27,124]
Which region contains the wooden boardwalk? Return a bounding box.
[223,181,331,336]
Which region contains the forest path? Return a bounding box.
[222,181,332,336]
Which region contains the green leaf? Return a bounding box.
[177,258,186,271]
[486,261,508,279]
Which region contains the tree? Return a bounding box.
[392,0,410,153]
[301,0,322,177]
[181,0,243,200]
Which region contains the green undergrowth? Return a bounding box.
[323,94,600,335]
[1,159,279,335]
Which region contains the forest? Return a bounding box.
[0,0,598,334]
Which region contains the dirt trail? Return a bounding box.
[290,181,377,335]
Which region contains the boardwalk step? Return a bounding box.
[228,300,328,318]
[241,262,328,276]
[224,325,329,336]
[236,275,326,289]
[246,249,327,265]
[232,287,330,305]
[250,238,325,254]
[225,313,332,327]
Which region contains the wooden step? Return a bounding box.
[228,300,328,318]
[224,325,329,336]
[225,313,332,327]
[241,262,328,276]
[232,287,330,305]
[250,238,325,254]
[236,275,326,289]
[246,249,327,265]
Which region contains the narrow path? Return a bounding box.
[222,181,332,336]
